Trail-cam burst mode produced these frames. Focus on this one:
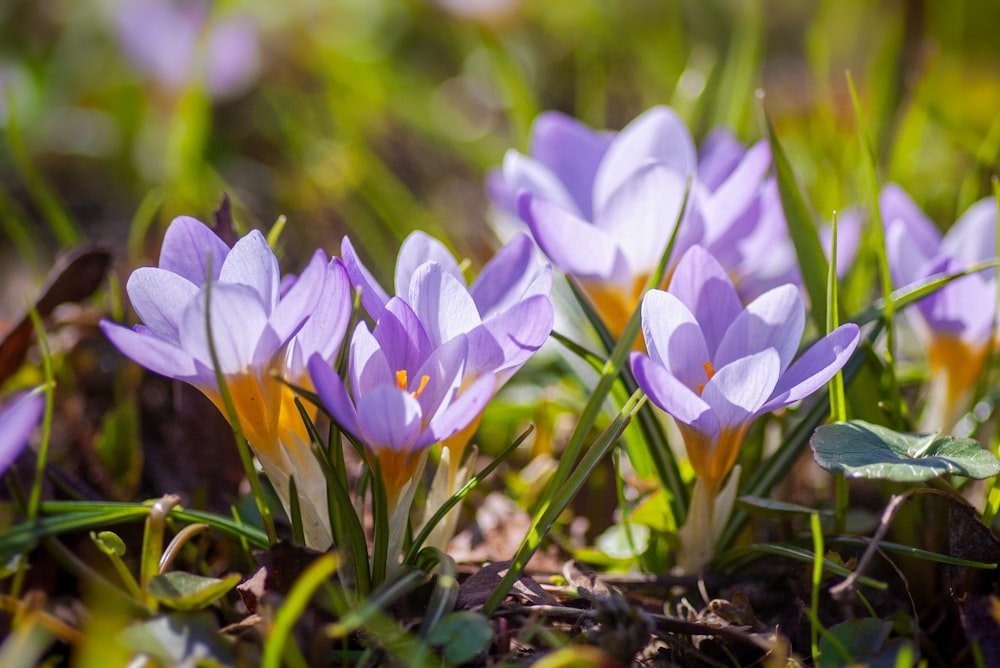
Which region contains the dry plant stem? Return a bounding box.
[158,523,210,574]
[830,492,911,601]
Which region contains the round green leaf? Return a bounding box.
[810,420,1000,481]
[426,611,493,664]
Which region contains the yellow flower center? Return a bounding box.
[697,361,716,395]
[927,333,990,421]
[396,370,430,398]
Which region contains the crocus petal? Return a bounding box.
[101,321,200,381]
[702,349,781,429]
[593,106,696,213]
[341,236,391,320]
[308,355,360,438]
[697,128,745,191]
[0,391,45,475]
[409,263,483,345]
[714,284,804,372]
[941,196,997,264]
[914,257,996,340]
[422,372,496,447]
[529,111,612,219]
[179,283,269,374]
[701,141,771,236]
[470,234,550,318]
[219,230,281,312]
[395,231,465,298]
[286,259,353,376]
[880,184,941,260]
[760,323,861,414]
[630,352,718,438]
[502,150,581,217]
[518,192,629,282]
[640,289,710,389]
[668,246,743,356]
[269,249,327,343]
[126,268,199,345]
[467,294,554,381]
[348,322,393,399]
[158,216,231,285]
[595,163,687,275]
[355,385,422,452]
[413,335,469,419]
[374,299,434,374]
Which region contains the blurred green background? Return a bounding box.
[1,0,999,296]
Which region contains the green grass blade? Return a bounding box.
[262,553,339,668]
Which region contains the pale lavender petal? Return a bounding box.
[880,184,940,259]
[414,335,469,419]
[410,263,482,345]
[668,246,743,356]
[179,283,268,374]
[595,163,687,276]
[341,236,390,321]
[470,234,549,318]
[204,16,260,99]
[0,391,45,475]
[286,259,353,375]
[422,372,496,447]
[885,216,933,288]
[714,284,804,372]
[502,151,581,217]
[355,385,422,452]
[467,294,554,381]
[760,323,860,414]
[593,106,696,213]
[702,349,781,429]
[349,323,392,399]
[374,299,433,373]
[395,231,464,299]
[700,141,771,236]
[269,249,326,343]
[915,257,996,340]
[220,230,281,312]
[697,129,745,191]
[158,216,230,285]
[308,355,360,438]
[941,196,997,265]
[640,290,710,389]
[126,268,199,345]
[518,192,628,281]
[630,353,718,439]
[529,111,612,219]
[101,321,200,381]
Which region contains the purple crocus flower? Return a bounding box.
[505,107,700,338]
[308,299,496,506]
[629,245,860,569]
[882,184,998,432]
[101,216,351,548]
[114,0,260,100]
[0,390,45,476]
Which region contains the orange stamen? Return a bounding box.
[395,369,430,398]
[697,361,716,395]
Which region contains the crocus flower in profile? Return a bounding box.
[504,107,699,338]
[308,299,496,566]
[342,231,554,547]
[630,245,860,570]
[881,184,998,433]
[101,216,351,549]
[0,390,45,476]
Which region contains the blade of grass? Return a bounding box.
[262,553,339,668]
[827,212,849,535]
[809,513,824,664]
[482,391,643,614]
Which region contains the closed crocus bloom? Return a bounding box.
[881,184,998,433]
[309,298,496,566]
[101,216,351,549]
[630,246,860,571]
[0,390,45,476]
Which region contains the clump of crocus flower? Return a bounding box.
[342,231,554,549]
[881,184,998,434]
[101,216,351,549]
[630,245,860,571]
[0,390,45,477]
